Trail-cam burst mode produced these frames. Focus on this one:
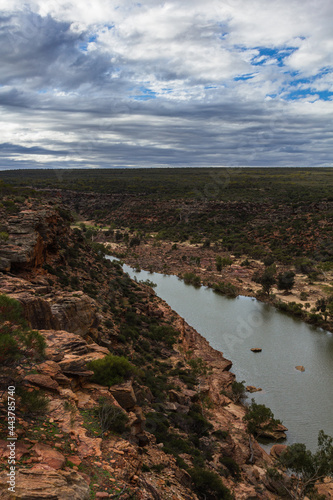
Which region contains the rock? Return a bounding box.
[23,374,60,392]
[259,422,288,440]
[246,385,262,393]
[0,440,30,460]
[164,402,178,411]
[251,348,262,352]
[0,257,11,271]
[0,466,90,499]
[110,381,137,410]
[32,443,66,469]
[50,293,99,336]
[0,208,65,271]
[295,365,305,372]
[270,444,287,458]
[315,477,333,498]
[39,330,109,377]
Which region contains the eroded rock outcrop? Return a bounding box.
[0,208,66,271]
[0,466,90,499]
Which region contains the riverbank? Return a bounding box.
[101,237,333,334]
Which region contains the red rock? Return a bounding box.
[270,444,287,458]
[68,455,81,466]
[32,443,65,469]
[23,374,59,391]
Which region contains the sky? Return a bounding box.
[0,0,332,170]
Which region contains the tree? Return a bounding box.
[277,270,295,293]
[215,255,233,273]
[243,399,281,438]
[278,430,333,499]
[258,265,276,296]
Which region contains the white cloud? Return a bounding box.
[0,0,332,168]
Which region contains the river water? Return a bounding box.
[108,257,333,451]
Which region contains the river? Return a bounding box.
[108,257,333,451]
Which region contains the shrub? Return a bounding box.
[212,281,238,298]
[0,231,9,242]
[183,272,201,287]
[189,467,233,500]
[212,429,229,440]
[94,397,129,435]
[219,456,241,479]
[17,388,49,417]
[148,325,179,347]
[87,355,135,387]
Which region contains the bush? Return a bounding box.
[219,456,240,479]
[94,397,129,435]
[88,355,135,387]
[212,281,238,298]
[17,387,49,417]
[148,325,180,347]
[189,467,233,500]
[183,272,201,287]
[0,231,9,242]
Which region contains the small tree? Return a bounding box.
[243,399,281,438]
[277,271,295,293]
[258,265,276,296]
[231,380,247,404]
[278,430,333,499]
[215,255,233,273]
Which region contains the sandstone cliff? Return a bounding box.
[0,199,292,499]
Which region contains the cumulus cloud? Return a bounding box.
[0,0,332,169]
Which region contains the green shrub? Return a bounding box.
[87,355,135,386]
[219,456,240,479]
[212,281,238,298]
[0,231,9,242]
[212,429,229,440]
[183,272,201,287]
[148,325,180,347]
[17,388,49,417]
[189,467,233,499]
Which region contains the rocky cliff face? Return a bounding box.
[0,207,68,272]
[0,199,291,499]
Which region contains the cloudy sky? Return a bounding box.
[0,0,332,169]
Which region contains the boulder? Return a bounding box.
[295,365,305,372]
[50,293,99,336]
[246,385,262,393]
[0,440,30,460]
[110,381,137,410]
[270,444,287,459]
[32,443,66,469]
[0,257,11,271]
[0,466,89,499]
[23,374,60,392]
